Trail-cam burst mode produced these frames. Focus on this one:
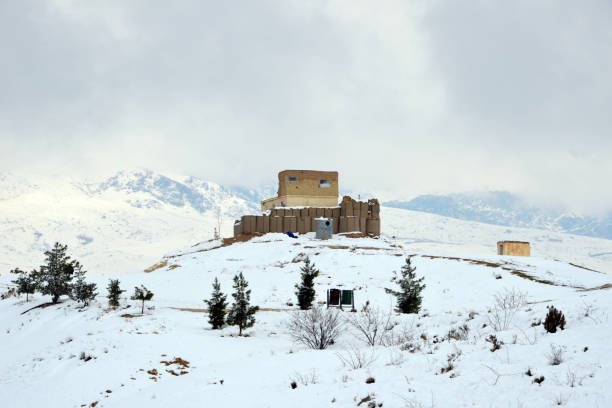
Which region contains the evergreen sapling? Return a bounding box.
[131,285,154,314]
[204,277,227,329]
[37,242,78,303]
[10,268,37,302]
[70,265,98,306]
[295,256,320,310]
[107,279,124,308]
[226,272,259,336]
[385,257,425,314]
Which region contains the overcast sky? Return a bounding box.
[1,0,611,214]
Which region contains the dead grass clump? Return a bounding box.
[167,264,182,270]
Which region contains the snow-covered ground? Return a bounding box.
[2,233,611,407]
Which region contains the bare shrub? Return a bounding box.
[485,334,504,352]
[336,346,377,370]
[553,393,568,406]
[290,369,318,386]
[287,306,343,350]
[548,344,565,366]
[386,349,406,366]
[446,324,469,341]
[566,368,577,387]
[440,347,462,374]
[487,288,527,331]
[383,320,417,348]
[365,376,375,384]
[346,303,394,346]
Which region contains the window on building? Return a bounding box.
[288,176,298,182]
[319,179,331,188]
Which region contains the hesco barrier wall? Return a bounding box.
[233,196,381,237]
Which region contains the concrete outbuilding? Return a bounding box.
[497,241,530,257]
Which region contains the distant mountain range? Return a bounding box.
[385,191,612,240]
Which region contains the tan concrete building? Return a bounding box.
[497,241,530,256]
[261,170,339,211]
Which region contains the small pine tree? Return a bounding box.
[37,242,78,303]
[204,277,227,329]
[544,306,566,333]
[385,257,425,314]
[70,265,98,306]
[10,268,37,302]
[295,256,320,310]
[107,279,124,309]
[226,272,259,336]
[131,285,154,314]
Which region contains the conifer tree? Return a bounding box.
[204,277,227,329]
[107,279,124,308]
[10,268,37,302]
[226,272,259,335]
[295,256,320,310]
[131,285,154,314]
[37,242,78,303]
[385,257,425,314]
[70,265,98,306]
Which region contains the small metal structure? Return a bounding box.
[326,288,355,310]
[315,217,333,240]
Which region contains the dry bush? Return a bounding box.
[487,288,527,331]
[346,303,395,346]
[287,306,343,350]
[548,344,565,366]
[446,324,470,341]
[440,347,462,374]
[336,346,377,370]
[485,334,504,352]
[290,369,318,386]
[386,349,406,366]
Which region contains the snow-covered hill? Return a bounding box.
[1,234,611,407]
[386,191,612,240]
[1,171,610,277]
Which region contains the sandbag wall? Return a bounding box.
[233,196,381,237]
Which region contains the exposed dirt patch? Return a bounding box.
[144,260,168,273]
[567,262,604,274]
[20,301,59,315]
[167,264,182,270]
[578,283,612,292]
[120,313,141,318]
[161,357,190,368]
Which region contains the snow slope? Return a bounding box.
[383,207,612,274]
[1,234,612,407]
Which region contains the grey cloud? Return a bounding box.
[0,1,610,214]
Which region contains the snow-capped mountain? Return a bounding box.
[386,191,612,240]
[0,170,271,275]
